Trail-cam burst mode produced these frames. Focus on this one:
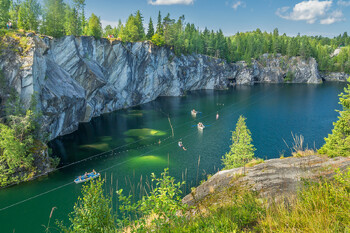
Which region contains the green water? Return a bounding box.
[0,83,346,232]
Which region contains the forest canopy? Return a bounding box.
[0,0,349,73]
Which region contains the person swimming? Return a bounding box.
[216,112,219,120]
[191,109,197,115]
[178,141,187,150]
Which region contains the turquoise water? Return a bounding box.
[0,83,346,232]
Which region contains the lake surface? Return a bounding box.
[0,83,346,232]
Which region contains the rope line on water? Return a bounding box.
[0,88,276,212]
[1,88,267,190]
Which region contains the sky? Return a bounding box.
[83,0,350,37]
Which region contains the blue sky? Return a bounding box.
[83,0,350,37]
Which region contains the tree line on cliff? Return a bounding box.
[0,0,349,73]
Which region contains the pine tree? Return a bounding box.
[64,5,79,35]
[156,11,163,36]
[0,0,10,28]
[319,78,350,157]
[135,10,145,40]
[146,17,154,40]
[222,115,256,169]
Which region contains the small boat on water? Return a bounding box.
[197,123,205,130]
[74,172,100,184]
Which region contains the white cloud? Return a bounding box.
[338,0,350,6]
[320,10,345,24]
[276,0,332,24]
[148,0,194,5]
[232,1,246,10]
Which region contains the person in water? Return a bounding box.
[92,169,96,174]
[216,112,219,120]
[198,122,204,128]
[178,141,187,151]
[191,109,196,115]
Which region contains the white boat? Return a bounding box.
[74,172,100,184]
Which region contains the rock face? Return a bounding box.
[183,155,350,206]
[321,72,349,82]
[0,35,341,139]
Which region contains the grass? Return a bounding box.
[246,158,265,167]
[58,163,350,233]
[259,169,350,232]
[169,168,350,233]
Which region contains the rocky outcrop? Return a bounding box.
[183,155,350,206]
[321,72,349,82]
[0,35,339,139]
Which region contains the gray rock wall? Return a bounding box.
[0,35,344,139]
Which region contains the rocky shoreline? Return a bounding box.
[0,34,349,140]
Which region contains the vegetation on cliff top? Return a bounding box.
[0,0,349,73]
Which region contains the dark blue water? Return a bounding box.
[0,83,346,232]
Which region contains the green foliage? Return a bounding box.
[103,25,118,38]
[0,110,38,186]
[0,0,10,28]
[41,0,66,37]
[17,0,41,31]
[116,168,187,231]
[64,5,79,36]
[8,0,20,29]
[222,115,256,169]
[86,13,102,38]
[72,0,86,36]
[170,191,264,232]
[151,33,165,47]
[285,70,294,82]
[146,17,154,40]
[119,11,145,42]
[58,178,115,233]
[319,78,350,157]
[259,168,350,232]
[156,11,163,36]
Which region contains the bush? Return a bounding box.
[284,70,294,82]
[57,178,115,233]
[151,33,165,47]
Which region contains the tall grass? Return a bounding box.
[259,168,350,232]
